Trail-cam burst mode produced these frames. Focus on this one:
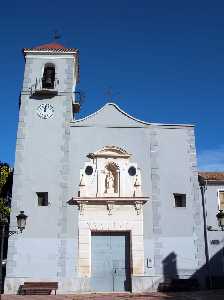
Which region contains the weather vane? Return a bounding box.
[53,30,61,41]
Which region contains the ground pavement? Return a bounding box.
[2,290,224,300]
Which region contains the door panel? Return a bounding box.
[91,232,131,292]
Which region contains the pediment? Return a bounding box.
[89,145,131,159]
[70,103,149,128]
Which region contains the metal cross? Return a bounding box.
[53,30,61,41]
[105,87,120,102]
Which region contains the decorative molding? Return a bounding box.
[134,201,143,215]
[72,197,148,202]
[89,145,131,159]
[79,174,86,186]
[78,146,144,198]
[86,221,132,231]
[71,197,148,217]
[70,102,194,128]
[106,201,114,215]
[78,218,144,277]
[77,201,89,216]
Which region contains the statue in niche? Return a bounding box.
[105,170,115,194]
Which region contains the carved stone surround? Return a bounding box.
[73,146,149,279]
[72,197,148,216]
[78,146,143,198]
[78,204,145,278]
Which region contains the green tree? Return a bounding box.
[0,163,12,220]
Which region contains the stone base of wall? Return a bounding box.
[5,276,160,294]
[4,277,92,294]
[132,276,162,292]
[4,274,205,294]
[5,276,162,294]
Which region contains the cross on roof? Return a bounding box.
[53,30,61,41]
[105,87,120,102]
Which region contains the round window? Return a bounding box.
[85,166,93,175]
[128,166,136,176]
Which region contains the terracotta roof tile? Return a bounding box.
[23,42,78,53]
[34,42,66,49]
[198,172,224,181]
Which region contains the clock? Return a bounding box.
[37,104,54,119]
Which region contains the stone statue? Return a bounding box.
[105,170,114,193]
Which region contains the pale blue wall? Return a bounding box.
[203,183,224,278]
[5,52,206,293]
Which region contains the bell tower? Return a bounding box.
[5,42,80,293]
[23,42,80,114]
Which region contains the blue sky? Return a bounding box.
[0,0,224,170]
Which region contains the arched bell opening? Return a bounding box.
[42,63,55,89]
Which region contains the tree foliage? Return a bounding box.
[0,162,12,219]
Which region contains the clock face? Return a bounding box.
[37,104,54,119]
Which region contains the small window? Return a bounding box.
[218,191,224,210]
[37,192,48,206]
[174,193,186,207]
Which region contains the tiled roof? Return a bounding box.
[34,42,66,49]
[198,172,224,181]
[23,42,78,53]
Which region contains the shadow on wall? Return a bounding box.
[162,252,179,281]
[192,245,224,290]
[158,252,198,292]
[158,248,224,292]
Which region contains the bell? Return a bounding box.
[42,66,55,89]
[45,76,52,85]
[45,70,53,85]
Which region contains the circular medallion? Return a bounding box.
[128,166,136,176]
[85,166,93,175]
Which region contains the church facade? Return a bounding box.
[4,43,223,294]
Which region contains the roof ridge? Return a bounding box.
[71,102,194,127]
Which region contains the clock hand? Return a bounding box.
[44,105,47,112]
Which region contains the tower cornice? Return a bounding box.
[23,42,78,56]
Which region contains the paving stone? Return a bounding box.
[2,290,224,300]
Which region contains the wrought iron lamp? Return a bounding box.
[0,211,28,292]
[16,211,28,233]
[216,209,224,231]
